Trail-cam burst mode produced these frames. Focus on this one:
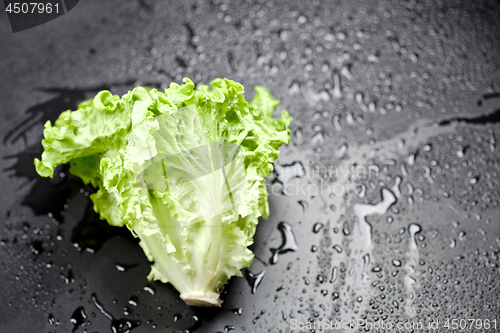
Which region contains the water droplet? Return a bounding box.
[335,143,348,158]
[404,275,417,288]
[303,276,310,285]
[48,314,57,325]
[312,223,324,233]
[321,61,331,72]
[270,222,299,264]
[123,306,131,316]
[60,269,75,284]
[342,221,350,236]
[332,114,342,131]
[423,165,434,184]
[274,162,306,187]
[332,244,343,253]
[293,127,305,146]
[128,296,138,307]
[353,188,396,248]
[251,309,266,324]
[288,80,303,95]
[140,285,154,295]
[356,184,366,199]
[438,190,450,198]
[70,307,87,333]
[392,259,402,267]
[92,294,140,332]
[367,54,379,62]
[231,308,243,315]
[344,111,354,125]
[225,325,236,332]
[298,200,308,213]
[245,270,265,294]
[407,153,415,166]
[340,64,353,79]
[332,70,342,98]
[408,224,421,250]
[296,14,307,24]
[348,259,356,277]
[361,254,372,283]
[368,101,376,113]
[391,176,402,198]
[115,263,138,272]
[330,266,338,283]
[355,92,369,112]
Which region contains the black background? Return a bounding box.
[1,0,499,332]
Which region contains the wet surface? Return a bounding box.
[1,0,500,332]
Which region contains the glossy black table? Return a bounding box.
[1,1,499,332]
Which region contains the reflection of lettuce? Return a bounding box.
[34,78,292,306]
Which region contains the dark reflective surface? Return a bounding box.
[1,0,499,332]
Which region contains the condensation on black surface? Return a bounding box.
[0,0,500,332]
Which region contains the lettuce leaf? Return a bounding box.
[34,78,292,306]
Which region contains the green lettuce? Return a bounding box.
[34,78,292,306]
